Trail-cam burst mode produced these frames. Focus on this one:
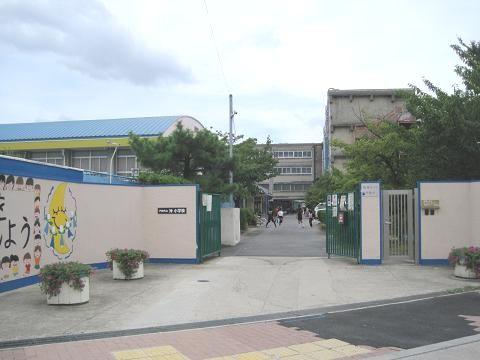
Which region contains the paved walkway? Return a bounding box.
[222,215,326,257]
[2,291,480,360]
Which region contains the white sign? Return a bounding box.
[361,183,379,197]
[339,195,347,211]
[348,192,354,210]
[332,206,338,217]
[332,194,338,205]
[327,195,332,207]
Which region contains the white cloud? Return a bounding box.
[0,0,191,85]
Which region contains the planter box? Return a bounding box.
[113,260,144,280]
[47,277,90,305]
[454,264,478,279]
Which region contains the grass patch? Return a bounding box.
[447,285,480,294]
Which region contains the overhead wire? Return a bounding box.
[202,0,231,94]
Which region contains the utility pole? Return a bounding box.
[229,94,235,206]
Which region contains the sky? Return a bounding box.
[0,0,479,144]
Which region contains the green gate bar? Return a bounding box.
[326,189,360,261]
[198,193,222,262]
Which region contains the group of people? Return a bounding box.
[296,206,315,228]
[265,206,315,228]
[265,207,284,228]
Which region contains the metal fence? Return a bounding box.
[198,193,221,261]
[326,189,360,261]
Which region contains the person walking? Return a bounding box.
[277,208,284,225]
[297,206,304,228]
[308,208,314,227]
[266,208,276,228]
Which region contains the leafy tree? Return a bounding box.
[332,38,480,188]
[305,168,354,208]
[130,124,233,194]
[333,120,418,188]
[232,137,278,199]
[130,125,277,198]
[405,38,480,180]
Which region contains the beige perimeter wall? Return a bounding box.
[0,175,197,286]
[419,182,480,260]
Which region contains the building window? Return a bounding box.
[274,167,312,175]
[72,150,109,173]
[273,150,312,158]
[30,151,64,166]
[273,183,311,192]
[117,149,139,176]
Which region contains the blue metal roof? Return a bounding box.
[0,116,182,142]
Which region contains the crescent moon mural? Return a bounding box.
[43,183,78,260]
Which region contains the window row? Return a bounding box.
[273,183,311,192]
[28,149,141,176]
[275,167,312,175]
[273,150,312,158]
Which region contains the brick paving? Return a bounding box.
[0,320,398,360]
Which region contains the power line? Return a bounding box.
[202,0,230,93]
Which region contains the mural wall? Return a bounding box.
[0,173,198,288]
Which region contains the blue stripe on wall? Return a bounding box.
[360,259,382,265]
[419,259,449,266]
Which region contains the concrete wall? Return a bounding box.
[221,208,240,246]
[419,182,480,263]
[360,182,382,264]
[0,172,198,290]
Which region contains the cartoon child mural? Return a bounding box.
[34,184,41,198]
[0,175,5,190]
[44,183,77,259]
[10,255,19,277]
[6,175,14,190]
[1,256,11,280]
[34,196,41,215]
[23,253,32,275]
[33,218,42,240]
[33,246,41,270]
[15,177,24,191]
[25,178,34,191]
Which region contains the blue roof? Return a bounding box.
[0,116,182,142]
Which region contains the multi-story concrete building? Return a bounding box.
[323,88,415,171]
[0,116,204,177]
[258,143,322,212]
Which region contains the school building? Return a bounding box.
[0,115,204,177]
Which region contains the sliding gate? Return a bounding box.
[198,193,221,262]
[326,190,360,261]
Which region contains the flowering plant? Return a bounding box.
[106,248,149,279]
[39,262,93,298]
[448,246,480,276]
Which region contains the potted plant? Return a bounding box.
[448,247,480,279]
[106,248,149,280]
[39,262,93,305]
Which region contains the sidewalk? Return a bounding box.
[0,256,473,343]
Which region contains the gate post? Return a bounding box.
[359,181,382,265]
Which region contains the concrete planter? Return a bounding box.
[454,264,478,279]
[47,277,90,305]
[113,260,144,280]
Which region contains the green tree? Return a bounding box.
[232,137,278,200]
[130,125,277,197]
[333,120,418,188]
[406,38,480,180]
[130,124,233,193]
[305,168,354,208]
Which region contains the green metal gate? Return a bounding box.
[326,189,360,261]
[198,193,221,262]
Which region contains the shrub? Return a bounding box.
[106,248,149,279]
[316,209,326,223]
[448,246,480,276]
[39,262,93,298]
[239,208,256,230]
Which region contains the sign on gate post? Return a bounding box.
[360,182,382,265]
